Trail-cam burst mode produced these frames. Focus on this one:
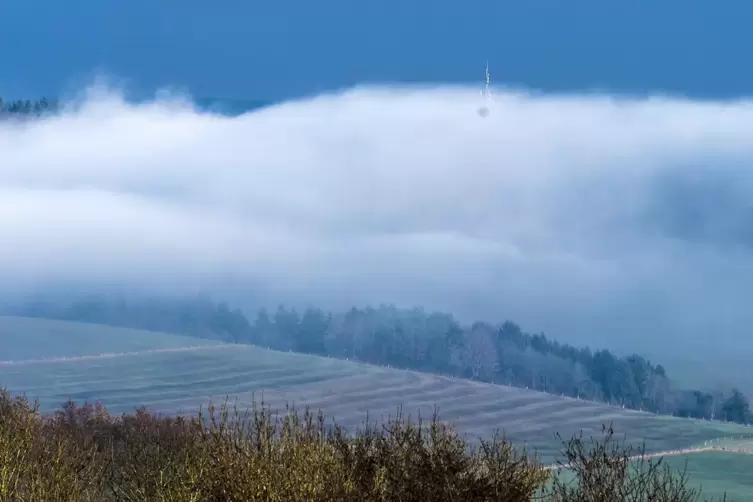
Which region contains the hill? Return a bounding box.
[11,295,751,426]
[0,316,747,466]
[0,316,223,361]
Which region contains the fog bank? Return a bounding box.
[2,84,753,360]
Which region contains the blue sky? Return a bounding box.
[1,0,752,101]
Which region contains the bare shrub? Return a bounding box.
[0,389,730,501]
[541,424,729,502]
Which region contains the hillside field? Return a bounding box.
[545,451,753,501]
[661,452,753,501]
[0,316,749,467]
[0,316,223,360]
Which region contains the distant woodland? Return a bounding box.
[0,97,56,118]
[10,294,752,426]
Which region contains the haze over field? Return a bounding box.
[2,84,753,363]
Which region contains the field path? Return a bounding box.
[0,344,234,367]
[547,444,753,471]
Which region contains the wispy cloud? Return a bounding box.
[2,83,753,360]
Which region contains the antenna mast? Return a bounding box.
[477,61,491,117]
[484,61,491,98]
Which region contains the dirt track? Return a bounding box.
[547,444,753,470]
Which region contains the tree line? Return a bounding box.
[0,96,56,118]
[9,293,751,425]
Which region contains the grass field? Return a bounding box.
[544,451,753,501]
[0,316,749,465]
[661,452,753,501]
[0,316,223,360]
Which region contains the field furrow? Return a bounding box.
[0,316,750,465]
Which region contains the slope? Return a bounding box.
[0,315,223,361]
[0,316,747,464]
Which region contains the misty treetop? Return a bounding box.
[9,293,751,426]
[0,96,56,118]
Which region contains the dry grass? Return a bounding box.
[0,388,727,501]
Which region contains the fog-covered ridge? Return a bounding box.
[2,84,753,363]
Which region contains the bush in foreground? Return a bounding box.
[542,425,728,502]
[0,389,727,501]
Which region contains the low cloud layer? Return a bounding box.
[2,84,753,362]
